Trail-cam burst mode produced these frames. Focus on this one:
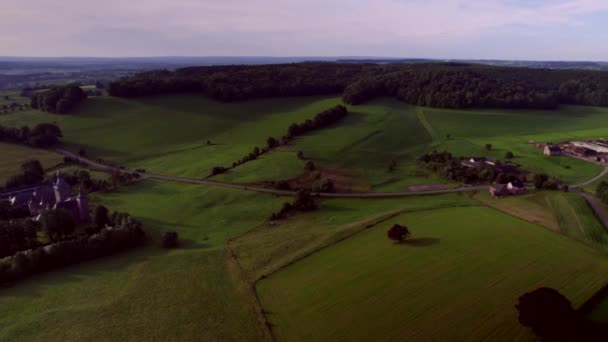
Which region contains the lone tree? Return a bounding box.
[505,151,514,159]
[387,224,410,242]
[162,231,179,248]
[485,143,493,151]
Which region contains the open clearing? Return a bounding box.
[258,206,608,341]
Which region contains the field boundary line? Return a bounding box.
[255,203,479,281]
[225,221,275,342]
[415,107,441,146]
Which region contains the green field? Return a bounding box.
[258,206,608,341]
[474,191,608,253]
[424,106,607,184]
[231,193,476,281]
[3,93,608,340]
[0,95,343,179]
[0,142,63,185]
[1,95,604,189]
[0,181,287,341]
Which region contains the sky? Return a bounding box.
[2,0,608,60]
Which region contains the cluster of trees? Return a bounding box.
[107,63,369,100]
[0,207,145,285]
[4,160,45,189]
[62,169,108,194]
[0,122,62,148]
[108,62,608,110]
[0,219,39,258]
[597,181,608,204]
[286,105,348,138]
[30,85,87,114]
[533,173,562,190]
[418,151,522,184]
[1,102,30,114]
[270,190,317,220]
[517,287,608,341]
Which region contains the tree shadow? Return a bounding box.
[404,237,440,247]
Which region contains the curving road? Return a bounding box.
[55,149,488,198]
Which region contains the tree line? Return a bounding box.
[0,208,145,285]
[30,84,87,114]
[107,62,608,110]
[216,105,348,175]
[0,122,62,148]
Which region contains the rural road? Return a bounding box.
[55,149,488,198]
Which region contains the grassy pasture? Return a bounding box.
[0,142,63,185]
[258,206,608,341]
[0,94,343,179]
[424,106,607,184]
[0,181,286,341]
[231,193,476,281]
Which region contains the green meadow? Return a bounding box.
[0,181,285,341]
[258,206,608,341]
[3,93,608,341]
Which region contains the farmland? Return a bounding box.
[3,91,608,341]
[258,206,608,341]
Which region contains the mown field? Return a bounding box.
[258,206,608,341]
[0,142,63,185]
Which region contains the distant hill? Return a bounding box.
[3,56,608,91]
[106,62,608,110]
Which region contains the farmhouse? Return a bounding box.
[8,171,91,223]
[544,145,561,156]
[489,180,527,197]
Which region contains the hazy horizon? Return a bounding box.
[3,0,608,60]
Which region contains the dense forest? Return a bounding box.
[30,85,87,114]
[107,63,608,109]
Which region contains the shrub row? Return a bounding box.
[0,217,145,285]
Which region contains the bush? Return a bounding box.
[161,231,179,248]
[505,151,514,159]
[211,166,227,175]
